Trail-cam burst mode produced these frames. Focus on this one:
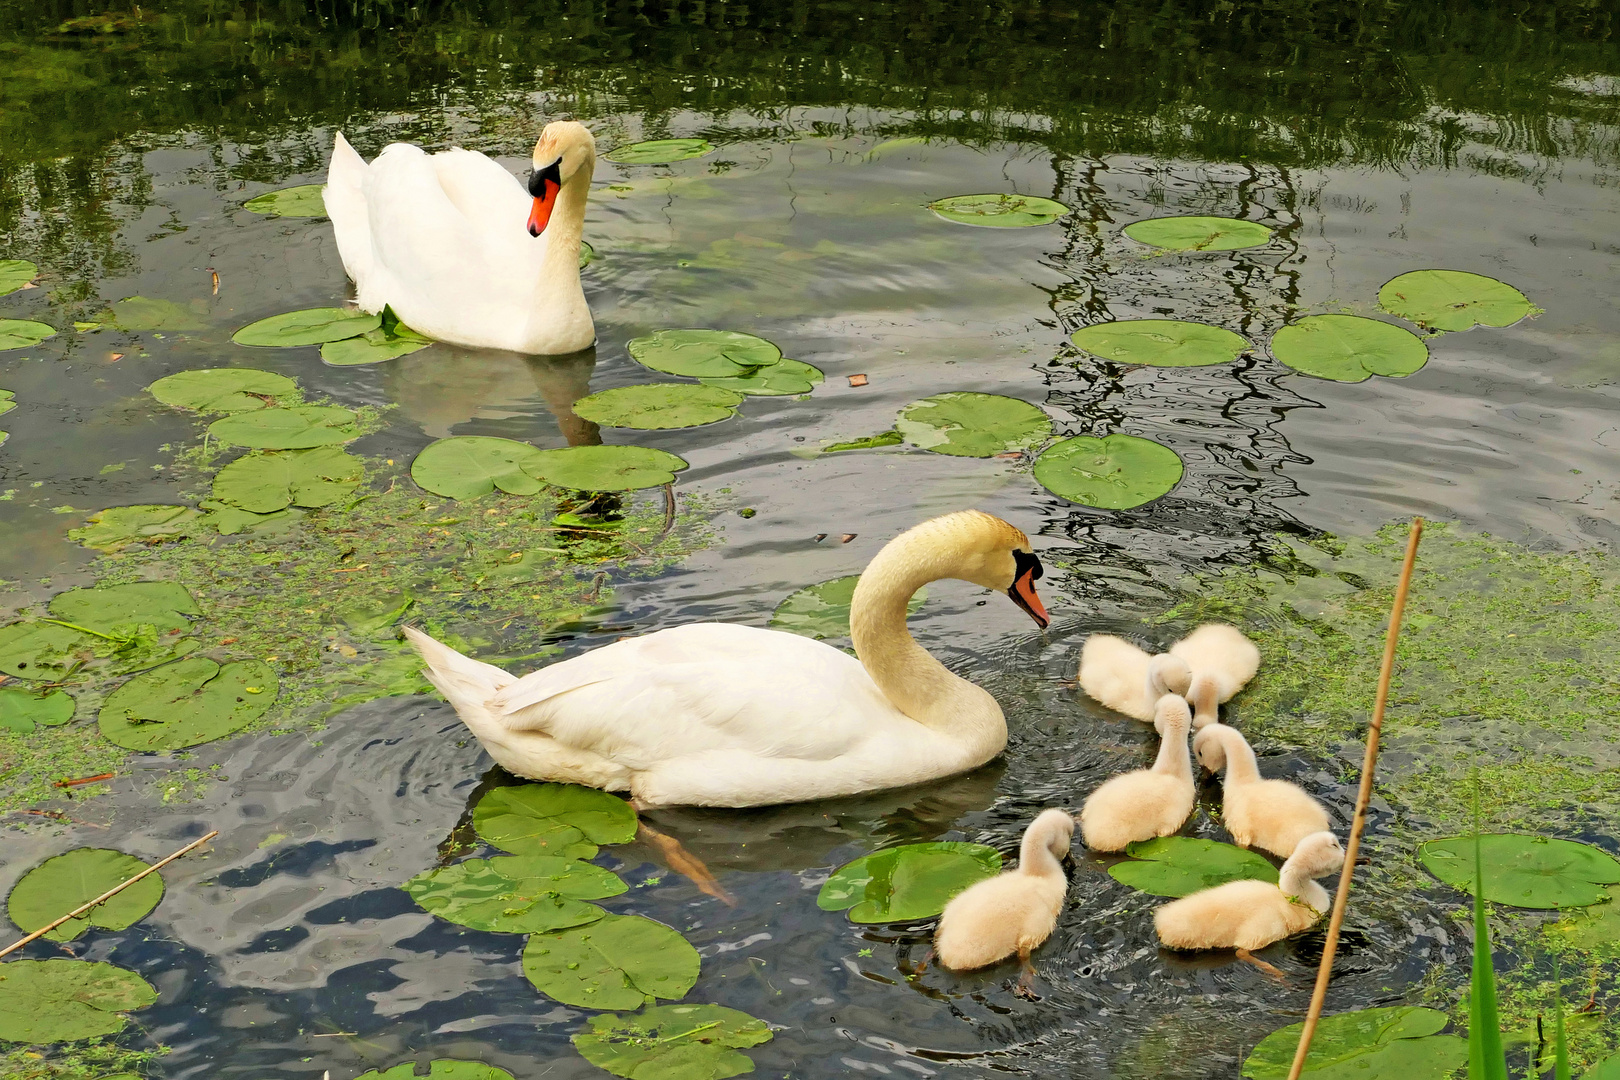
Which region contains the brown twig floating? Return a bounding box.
[1284,518,1423,1080]
[54,773,116,788]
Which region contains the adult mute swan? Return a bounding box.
[404,511,1050,809]
[323,121,596,355]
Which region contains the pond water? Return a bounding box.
[2,2,1619,1078]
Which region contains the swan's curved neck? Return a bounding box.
[536,157,593,290]
[1151,722,1193,782]
[1019,828,1068,880]
[1189,673,1221,729]
[1211,725,1261,787]
[1279,866,1331,912]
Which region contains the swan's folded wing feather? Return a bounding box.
[429,148,534,266]
[1077,634,1155,720]
[324,133,375,291]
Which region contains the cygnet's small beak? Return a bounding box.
[1007,550,1049,628]
[527,159,563,237]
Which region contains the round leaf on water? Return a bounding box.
[1242,1006,1466,1079]
[99,657,278,751]
[355,1062,515,1080]
[526,445,688,492]
[207,406,360,449]
[1123,215,1272,251]
[474,784,638,859]
[101,297,205,332]
[1417,834,1620,909]
[148,368,299,413]
[1550,886,1620,954]
[232,307,381,347]
[574,384,743,430]
[403,855,621,934]
[770,575,925,640]
[7,849,164,942]
[411,436,546,500]
[0,687,75,733]
[573,1003,773,1080]
[627,329,783,378]
[818,842,1000,923]
[0,959,158,1043]
[700,357,823,397]
[1033,434,1184,509]
[211,447,364,513]
[320,322,432,366]
[243,184,326,217]
[49,581,200,637]
[605,138,716,164]
[0,319,57,350]
[1378,270,1535,332]
[1270,315,1429,383]
[928,193,1068,227]
[0,259,39,295]
[523,914,700,1009]
[1107,836,1277,898]
[895,392,1052,458]
[0,620,101,681]
[69,505,205,552]
[1070,320,1249,368]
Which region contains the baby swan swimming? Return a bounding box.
[1196,723,1330,858]
[1170,624,1260,728]
[1079,695,1195,852]
[1077,623,1258,727]
[935,809,1074,997]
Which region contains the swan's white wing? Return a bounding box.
[1077,634,1155,721]
[324,133,375,291]
[429,148,535,266]
[1169,623,1259,699]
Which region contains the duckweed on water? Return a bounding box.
[0,1038,165,1080]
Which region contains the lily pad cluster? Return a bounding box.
[411,436,688,497]
[818,841,1001,923]
[234,304,431,366]
[627,328,824,398]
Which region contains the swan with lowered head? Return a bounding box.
[1078,694,1195,852]
[1153,830,1343,955]
[1195,722,1330,858]
[1169,623,1260,728]
[404,511,1049,809]
[1077,623,1258,728]
[323,121,596,355]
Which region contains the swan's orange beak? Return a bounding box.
[1008,550,1049,629]
[527,159,562,237]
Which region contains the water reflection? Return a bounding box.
[384,344,600,443]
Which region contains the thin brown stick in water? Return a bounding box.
[659,482,676,537]
[1285,519,1423,1080]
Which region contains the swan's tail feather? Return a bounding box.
[403,625,516,734]
[324,132,376,296]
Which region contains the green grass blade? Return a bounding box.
[1468,792,1508,1080]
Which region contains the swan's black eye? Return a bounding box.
[1013,549,1043,581]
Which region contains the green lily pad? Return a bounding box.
[1070,320,1249,367]
[574,384,744,429]
[605,138,716,165]
[1417,833,1620,909]
[243,184,327,217]
[49,581,200,637]
[1550,886,1620,954]
[0,259,39,295]
[1107,836,1278,898]
[0,620,100,681]
[1242,1006,1466,1079]
[0,389,12,417]
[148,368,300,413]
[1585,1053,1620,1079]
[0,959,158,1043]
[211,446,364,513]
[0,581,199,679]
[100,297,205,332]
[769,575,926,640]
[573,1003,773,1080]
[355,1062,515,1080]
[207,406,360,449]
[1032,433,1184,509]
[1122,215,1273,251]
[699,357,823,396]
[68,505,205,552]
[527,445,689,492]
[98,657,278,751]
[402,855,622,934]
[1270,315,1429,383]
[0,687,75,733]
[895,392,1052,457]
[580,240,596,269]
[1378,270,1535,332]
[818,842,1000,923]
[474,783,638,859]
[0,319,57,350]
[627,329,783,378]
[200,503,304,537]
[320,308,433,366]
[411,436,546,500]
[6,848,164,942]
[523,914,700,1009]
[232,307,381,347]
[821,430,903,453]
[928,193,1069,227]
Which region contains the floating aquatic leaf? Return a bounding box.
[1378,270,1535,332]
[0,319,56,350]
[1070,320,1249,367]
[700,357,823,396]
[354,1062,515,1080]
[411,436,546,500]
[1123,215,1272,251]
[1242,1006,1466,1079]
[232,307,381,347]
[320,308,432,366]
[0,259,38,295]
[527,445,689,492]
[211,446,364,513]
[1033,433,1184,509]
[1107,836,1277,897]
[0,389,12,417]
[147,368,299,413]
[0,621,101,680]
[821,430,903,453]
[0,592,197,680]
[524,914,700,1010]
[1270,315,1429,382]
[1586,1053,1620,1079]
[769,575,925,640]
[0,959,158,1043]
[200,503,304,537]
[574,384,744,429]
[403,855,621,934]
[895,392,1052,457]
[0,687,75,733]
[7,849,164,942]
[1418,834,1620,909]
[605,138,716,164]
[338,590,415,637]
[99,657,278,751]
[818,842,1000,923]
[243,184,327,217]
[579,241,596,268]
[100,297,205,332]
[928,193,1069,227]
[207,405,360,449]
[474,784,638,859]
[573,1003,773,1080]
[49,580,200,637]
[68,505,205,552]
[1550,886,1620,954]
[628,329,782,378]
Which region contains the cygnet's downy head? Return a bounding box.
[1027,807,1076,859]
[527,121,597,236]
[1289,831,1345,878]
[1192,723,1228,773]
[1146,653,1192,700]
[1151,693,1192,737]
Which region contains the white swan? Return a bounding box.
[404,511,1050,808]
[1077,622,1258,728]
[1153,830,1343,955]
[323,121,596,355]
[1078,694,1196,852]
[1194,722,1330,858]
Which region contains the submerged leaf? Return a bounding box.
[99,657,279,750]
[574,384,744,429]
[0,620,102,680]
[770,575,925,640]
[207,406,360,449]
[818,842,1000,923]
[628,328,783,378]
[233,307,381,347]
[523,914,700,1009]
[100,297,205,332]
[243,184,327,217]
[474,784,638,859]
[526,445,689,492]
[148,368,299,413]
[0,259,39,295]
[1032,434,1184,509]
[1270,315,1429,383]
[211,447,364,513]
[821,430,903,453]
[1419,833,1620,909]
[0,319,57,350]
[68,505,205,552]
[1242,1006,1466,1079]
[411,436,546,500]
[0,687,75,733]
[573,1003,773,1080]
[699,357,823,397]
[895,392,1051,457]
[1107,837,1277,897]
[7,849,164,942]
[1123,215,1272,251]
[1549,885,1620,955]
[0,959,158,1043]
[320,317,432,366]
[928,193,1068,227]
[605,138,716,164]
[1378,270,1535,332]
[403,855,621,934]
[354,1062,515,1080]
[1070,320,1248,368]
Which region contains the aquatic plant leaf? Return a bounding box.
[1549,886,1620,954]
[474,784,638,859]
[627,328,783,378]
[403,855,621,934]
[243,184,326,217]
[1584,1053,1620,1079]
[68,505,205,552]
[698,357,822,397]
[200,503,304,537]
[147,368,299,413]
[1033,433,1184,509]
[1270,315,1429,382]
[7,848,164,942]
[0,687,75,733]
[411,436,547,499]
[354,1062,515,1080]
[49,581,200,637]
[574,384,744,429]
[232,307,380,347]
[99,657,278,751]
[524,914,700,1009]
[1070,320,1249,367]
[1378,270,1535,332]
[0,319,57,350]
[580,240,596,268]
[895,392,1052,457]
[0,389,12,417]
[211,447,364,513]
[0,620,102,680]
[338,590,414,637]
[821,430,903,453]
[1418,834,1620,908]
[573,1003,773,1080]
[1242,1006,1466,1078]
[1123,215,1272,251]
[605,138,716,164]
[928,193,1068,227]
[525,445,689,492]
[818,842,1000,923]
[319,317,432,366]
[207,406,360,449]
[769,575,925,640]
[1466,819,1509,1080]
[101,297,205,332]
[0,959,158,1043]
[0,259,39,295]
[1108,836,1277,897]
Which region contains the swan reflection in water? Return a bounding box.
[384,343,602,446]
